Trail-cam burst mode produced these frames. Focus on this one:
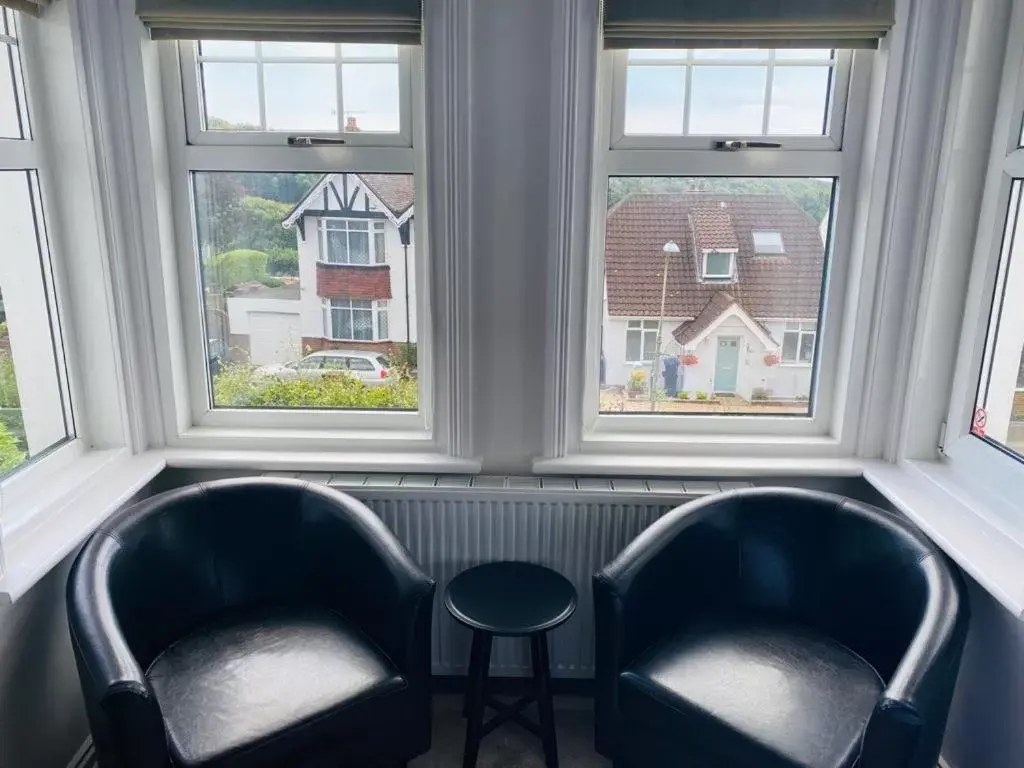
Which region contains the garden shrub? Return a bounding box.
[266,248,299,276]
[210,249,269,290]
[0,418,25,474]
[213,363,418,410]
[695,391,709,401]
[0,351,20,409]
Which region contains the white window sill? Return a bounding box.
[0,449,166,606]
[161,447,481,474]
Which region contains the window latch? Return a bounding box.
[288,136,348,147]
[714,140,783,151]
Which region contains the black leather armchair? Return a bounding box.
[67,477,435,768]
[594,487,969,768]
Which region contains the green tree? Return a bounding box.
[209,249,269,290]
[0,419,25,474]
[0,351,20,409]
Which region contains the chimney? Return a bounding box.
[345,116,361,132]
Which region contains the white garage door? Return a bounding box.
[248,312,301,364]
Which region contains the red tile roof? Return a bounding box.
[672,291,775,347]
[605,193,825,319]
[689,207,739,251]
[359,174,414,219]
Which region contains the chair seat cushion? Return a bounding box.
[146,607,407,768]
[619,614,884,768]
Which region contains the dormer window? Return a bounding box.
[703,250,735,279]
[752,230,785,255]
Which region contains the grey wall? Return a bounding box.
[0,550,88,768]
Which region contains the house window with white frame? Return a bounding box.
[625,319,659,362]
[595,42,854,418]
[0,9,74,480]
[781,322,817,365]
[322,218,387,265]
[170,28,420,415]
[328,299,390,342]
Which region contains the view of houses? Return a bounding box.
[600,177,831,416]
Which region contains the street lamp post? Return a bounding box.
[649,240,680,410]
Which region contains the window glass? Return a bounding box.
[192,171,416,411]
[623,48,835,138]
[0,171,74,477]
[752,230,785,254]
[600,177,834,414]
[197,42,401,133]
[0,10,28,140]
[973,179,1024,455]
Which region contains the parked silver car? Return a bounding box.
[257,350,391,385]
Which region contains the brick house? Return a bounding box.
[224,173,415,364]
[603,193,826,401]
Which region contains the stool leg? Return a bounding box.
[463,631,492,768]
[463,630,483,718]
[531,632,559,768]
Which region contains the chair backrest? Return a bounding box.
[666,488,955,680]
[76,477,404,669]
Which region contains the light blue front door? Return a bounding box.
[714,337,740,393]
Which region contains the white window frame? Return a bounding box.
[161,39,430,434]
[578,45,872,445]
[610,48,853,151]
[178,42,414,148]
[752,229,785,254]
[325,298,390,342]
[0,10,77,495]
[320,217,388,265]
[781,321,817,366]
[625,319,659,363]
[702,250,736,279]
[939,0,1024,498]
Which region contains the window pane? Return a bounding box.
[601,176,835,415]
[628,49,686,61]
[769,66,831,135]
[0,171,73,478]
[202,63,261,129]
[974,179,1024,455]
[0,15,27,140]
[689,66,767,135]
[261,42,334,58]
[777,49,833,61]
[704,251,732,277]
[193,171,417,410]
[624,65,685,135]
[199,40,256,57]
[264,63,337,131]
[341,63,400,132]
[342,43,398,59]
[693,49,770,60]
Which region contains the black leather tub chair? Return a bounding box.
[67,477,435,768]
[593,487,969,768]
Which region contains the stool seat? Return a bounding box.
[445,561,577,635]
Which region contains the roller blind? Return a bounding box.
[1,0,52,16]
[603,0,896,50]
[136,0,421,44]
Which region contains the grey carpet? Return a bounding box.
[411,694,611,768]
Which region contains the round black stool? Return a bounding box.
[444,561,577,768]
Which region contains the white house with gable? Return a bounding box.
[225,173,416,365]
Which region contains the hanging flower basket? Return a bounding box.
[680,353,700,366]
[763,352,780,367]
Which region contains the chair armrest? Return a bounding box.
[859,552,970,768]
[592,494,740,757]
[67,534,169,767]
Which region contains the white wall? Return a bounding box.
[603,314,812,400]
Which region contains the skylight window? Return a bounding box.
[752,230,785,255]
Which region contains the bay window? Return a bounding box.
[0,9,74,481]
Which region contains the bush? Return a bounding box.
[0,352,19,409]
[676,391,690,400]
[266,248,299,276]
[695,391,709,401]
[259,276,285,288]
[390,342,418,381]
[213,363,418,410]
[627,369,647,394]
[209,249,269,290]
[0,418,25,474]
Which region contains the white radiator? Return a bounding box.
[269,473,753,678]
